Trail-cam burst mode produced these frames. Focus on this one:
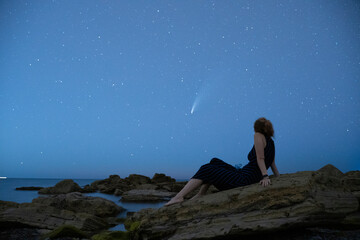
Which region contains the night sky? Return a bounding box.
[1,1,359,179]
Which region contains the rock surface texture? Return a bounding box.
[83,173,182,196]
[121,189,177,202]
[33,192,123,217]
[151,173,176,184]
[127,165,360,240]
[0,193,124,234]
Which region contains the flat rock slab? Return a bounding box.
[0,203,108,232]
[121,189,176,202]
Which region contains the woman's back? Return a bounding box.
[241,136,275,184]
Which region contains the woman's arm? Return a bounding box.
[254,133,270,187]
[254,133,267,176]
[271,159,280,177]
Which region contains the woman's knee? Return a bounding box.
[210,158,223,164]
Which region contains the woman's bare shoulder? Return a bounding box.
[254,132,265,139]
[254,132,266,146]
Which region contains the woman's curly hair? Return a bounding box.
[254,117,274,137]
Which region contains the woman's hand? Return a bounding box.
[259,177,271,187]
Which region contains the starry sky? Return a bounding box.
[1,1,359,179]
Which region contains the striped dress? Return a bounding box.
[192,135,275,191]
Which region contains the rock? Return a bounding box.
[92,230,129,240]
[127,164,360,240]
[88,174,181,196]
[32,192,124,217]
[0,193,124,234]
[82,184,97,193]
[156,182,187,192]
[0,227,41,240]
[41,224,89,239]
[114,188,124,196]
[0,202,108,232]
[0,200,19,212]
[343,212,360,226]
[135,184,159,190]
[342,170,360,205]
[15,187,43,191]
[89,174,153,194]
[248,228,360,240]
[90,175,131,194]
[151,173,176,184]
[342,170,360,191]
[126,212,135,218]
[124,174,151,186]
[317,163,344,177]
[38,179,83,194]
[121,190,176,202]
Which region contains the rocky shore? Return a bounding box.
[0,173,185,239]
[0,192,123,238]
[1,165,359,239]
[126,165,360,240]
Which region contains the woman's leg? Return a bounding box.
[210,158,237,171]
[165,158,239,206]
[194,159,243,191]
[198,183,210,195]
[190,183,211,200]
[165,179,203,206]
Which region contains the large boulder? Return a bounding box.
[125,174,151,186]
[0,193,124,234]
[87,175,131,194]
[32,192,124,217]
[86,174,181,196]
[151,173,176,184]
[121,190,176,202]
[0,202,108,232]
[38,179,83,194]
[126,164,360,240]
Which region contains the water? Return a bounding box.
[85,192,165,231]
[0,178,167,231]
[0,178,96,203]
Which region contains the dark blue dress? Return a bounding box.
[192,136,275,191]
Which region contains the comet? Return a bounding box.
[190,96,200,114]
[189,79,215,115]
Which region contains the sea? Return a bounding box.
[0,178,169,231]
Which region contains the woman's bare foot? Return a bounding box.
[164,179,204,207]
[164,196,184,206]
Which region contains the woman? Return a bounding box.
[165,117,280,206]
